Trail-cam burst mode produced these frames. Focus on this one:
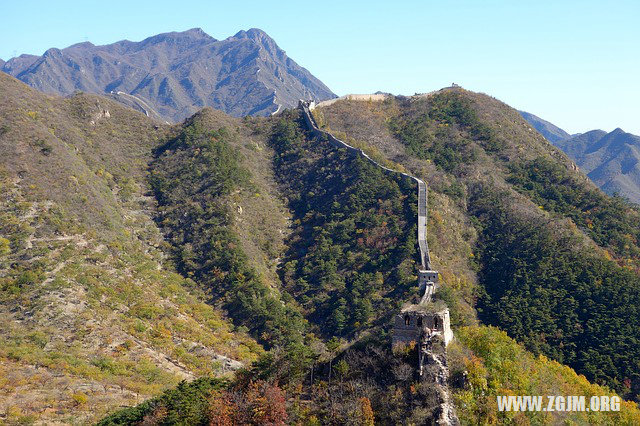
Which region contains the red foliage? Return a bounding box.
[245,381,288,425]
[208,390,235,426]
[209,381,288,426]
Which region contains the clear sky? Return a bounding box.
[2,0,639,134]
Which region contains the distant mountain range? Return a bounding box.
[520,111,640,203]
[1,28,336,121]
[518,110,572,143]
[554,129,640,203]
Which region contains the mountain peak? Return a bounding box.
[181,27,214,40]
[42,47,63,58]
[184,27,206,35]
[233,28,273,43]
[246,28,270,38]
[584,129,607,137]
[68,41,95,50]
[231,28,285,60]
[139,28,216,47]
[554,126,640,203]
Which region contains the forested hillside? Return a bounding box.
[3,71,640,424]
[554,128,640,204]
[317,88,640,401]
[143,109,449,423]
[271,116,420,337]
[103,107,640,425]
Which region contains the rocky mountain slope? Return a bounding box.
[1,28,335,122]
[0,73,262,423]
[555,129,640,203]
[2,72,640,424]
[519,110,572,143]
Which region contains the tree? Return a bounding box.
[244,381,287,425]
[208,390,235,426]
[357,397,375,426]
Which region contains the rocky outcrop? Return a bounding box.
[424,347,459,425]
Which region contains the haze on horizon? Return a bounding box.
[2,0,638,135]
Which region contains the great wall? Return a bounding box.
[298,99,459,425]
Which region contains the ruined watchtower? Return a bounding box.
[392,261,453,376]
[392,306,453,348]
[392,304,453,376]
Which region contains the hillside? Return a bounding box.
[102,95,640,424]
[555,128,640,203]
[519,112,640,204]
[1,28,335,122]
[3,71,640,424]
[0,72,262,424]
[315,89,640,400]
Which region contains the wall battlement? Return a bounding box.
[312,93,389,109]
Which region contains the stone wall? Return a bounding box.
[312,93,389,109]
[299,100,432,270]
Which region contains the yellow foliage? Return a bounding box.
[0,237,10,256]
[357,397,375,426]
[453,326,640,425]
[71,392,89,405]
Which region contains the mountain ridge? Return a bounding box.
[519,111,640,203]
[555,127,640,203]
[1,28,336,121]
[518,110,571,143]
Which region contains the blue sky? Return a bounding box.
[2,0,639,134]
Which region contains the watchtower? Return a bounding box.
[418,269,439,286]
[392,307,453,348]
[392,305,453,376]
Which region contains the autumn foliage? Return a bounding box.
[357,397,375,426]
[208,380,287,426]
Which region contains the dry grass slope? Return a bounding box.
[0,74,261,424]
